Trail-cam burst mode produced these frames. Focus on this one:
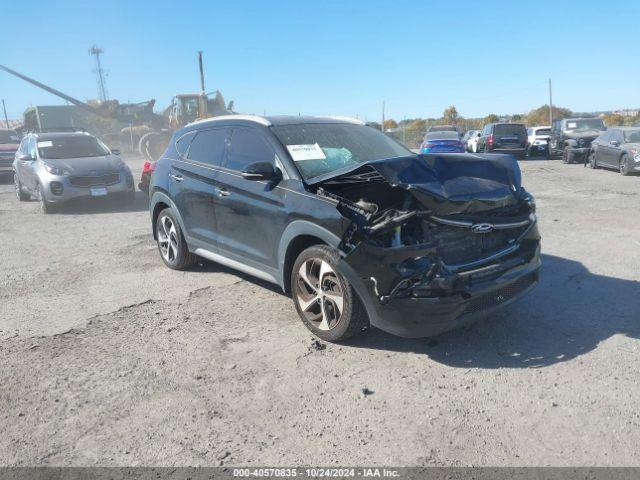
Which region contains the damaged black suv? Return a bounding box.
[149,116,541,341]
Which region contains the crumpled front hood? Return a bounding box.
[309,154,523,215]
[44,155,123,174]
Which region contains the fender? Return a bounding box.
[564,139,578,148]
[277,220,342,288]
[149,191,188,240]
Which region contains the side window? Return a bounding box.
[612,130,623,143]
[175,131,196,158]
[187,128,229,166]
[28,137,37,158]
[19,137,29,154]
[226,128,274,171]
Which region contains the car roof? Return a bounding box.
[563,117,601,121]
[610,126,640,130]
[189,114,364,129]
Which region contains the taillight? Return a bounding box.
[142,161,157,174]
[487,134,494,145]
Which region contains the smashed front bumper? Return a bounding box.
[337,217,541,338]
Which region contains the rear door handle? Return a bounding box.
[169,173,183,182]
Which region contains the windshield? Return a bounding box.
[624,129,640,143]
[565,119,605,131]
[0,130,19,144]
[429,125,456,132]
[534,128,551,135]
[425,131,459,141]
[37,135,111,159]
[272,123,411,180]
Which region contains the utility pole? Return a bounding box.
[198,51,206,94]
[1,99,9,129]
[548,78,553,126]
[381,100,385,132]
[89,45,108,102]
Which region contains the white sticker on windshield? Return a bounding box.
[287,143,326,161]
[37,141,53,148]
[567,122,577,129]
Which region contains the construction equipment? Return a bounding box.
[0,52,233,160]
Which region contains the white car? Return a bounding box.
[527,126,551,157]
[464,130,481,152]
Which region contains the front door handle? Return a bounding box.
[169,173,183,182]
[216,187,230,197]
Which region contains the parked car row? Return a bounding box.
[419,116,639,178]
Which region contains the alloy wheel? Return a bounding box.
[157,215,179,263]
[295,258,344,331]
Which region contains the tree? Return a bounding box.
[527,105,572,126]
[602,114,624,126]
[383,119,398,130]
[443,105,459,125]
[483,114,499,124]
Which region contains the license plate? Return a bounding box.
[90,187,108,197]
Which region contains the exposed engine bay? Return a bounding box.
[310,154,540,304]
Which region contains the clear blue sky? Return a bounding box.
[2,0,638,122]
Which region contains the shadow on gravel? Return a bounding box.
[188,258,288,296]
[51,191,149,214]
[345,254,640,369]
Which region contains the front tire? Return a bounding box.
[36,183,56,214]
[589,151,598,169]
[562,147,574,164]
[620,154,632,176]
[155,208,197,269]
[14,174,29,201]
[291,245,369,342]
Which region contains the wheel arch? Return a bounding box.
[150,191,187,241]
[278,221,342,293]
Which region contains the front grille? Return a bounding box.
[427,223,527,265]
[69,173,119,187]
[463,272,537,316]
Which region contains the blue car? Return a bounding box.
[420,131,465,153]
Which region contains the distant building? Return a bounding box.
[613,109,640,117]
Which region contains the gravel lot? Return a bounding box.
[1,154,639,467]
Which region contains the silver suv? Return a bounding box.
[13,131,135,213]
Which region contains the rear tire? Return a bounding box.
[291,245,369,342]
[155,208,198,269]
[14,174,29,201]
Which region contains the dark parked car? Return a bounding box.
[149,115,540,341]
[548,117,606,164]
[477,123,528,158]
[589,127,640,175]
[0,129,21,176]
[13,131,135,213]
[419,131,465,153]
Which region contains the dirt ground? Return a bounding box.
[1,154,639,467]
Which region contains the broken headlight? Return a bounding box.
[524,192,536,213]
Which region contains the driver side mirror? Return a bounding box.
[610,140,620,147]
[17,153,34,162]
[241,161,281,181]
